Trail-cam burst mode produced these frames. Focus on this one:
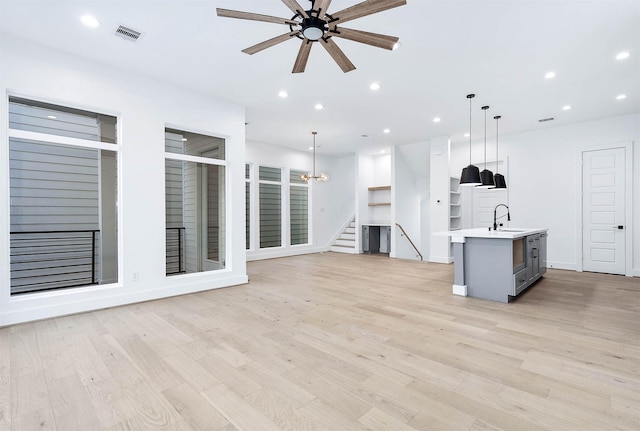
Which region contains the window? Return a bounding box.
[290,170,309,245]
[259,166,282,249]
[165,128,226,275]
[8,97,118,294]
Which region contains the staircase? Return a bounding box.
[330,219,358,254]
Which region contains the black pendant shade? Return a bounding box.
[493,172,507,189]
[461,164,481,184]
[480,168,495,187]
[460,93,482,186]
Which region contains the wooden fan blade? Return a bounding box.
[217,8,298,25]
[329,27,398,50]
[242,31,299,55]
[329,0,406,25]
[281,0,309,19]
[292,40,313,73]
[313,0,334,17]
[319,38,356,73]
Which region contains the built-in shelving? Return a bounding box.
[368,185,391,206]
[449,177,461,230]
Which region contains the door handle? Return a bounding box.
[613,225,624,230]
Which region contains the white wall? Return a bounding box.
[451,113,640,275]
[0,36,247,326]
[245,141,355,260]
[392,147,422,260]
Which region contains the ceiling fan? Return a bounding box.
[217,0,407,73]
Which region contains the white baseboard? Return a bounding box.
[452,284,467,296]
[546,261,577,271]
[246,245,328,261]
[429,256,454,264]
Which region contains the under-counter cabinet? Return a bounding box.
[439,228,548,303]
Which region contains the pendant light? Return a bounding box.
[492,115,507,189]
[300,131,329,182]
[460,94,481,186]
[478,105,495,188]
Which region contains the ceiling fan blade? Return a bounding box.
[330,27,398,50]
[242,31,299,55]
[292,40,313,73]
[216,8,298,25]
[281,0,309,19]
[319,38,356,73]
[313,0,334,18]
[329,0,407,25]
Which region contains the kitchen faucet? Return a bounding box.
[493,204,511,230]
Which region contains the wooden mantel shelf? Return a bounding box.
[368,186,391,191]
[368,202,391,206]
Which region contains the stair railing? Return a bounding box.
[395,223,423,261]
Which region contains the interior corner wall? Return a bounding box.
[450,113,640,274]
[245,141,355,260]
[392,147,421,260]
[0,36,247,326]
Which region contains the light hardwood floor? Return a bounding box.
[1,252,639,430]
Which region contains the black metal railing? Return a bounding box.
[10,230,100,294]
[166,227,186,275]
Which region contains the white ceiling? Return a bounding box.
[1,0,638,156]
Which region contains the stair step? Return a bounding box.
[330,245,358,254]
[339,233,355,240]
[345,227,355,234]
[335,239,355,247]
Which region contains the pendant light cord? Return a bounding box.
[482,106,489,169]
[494,116,501,174]
[467,94,475,165]
[312,131,317,176]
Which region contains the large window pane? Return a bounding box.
[165,129,226,275]
[290,170,309,245]
[259,166,282,249]
[8,98,118,294]
[165,128,225,160]
[9,97,116,143]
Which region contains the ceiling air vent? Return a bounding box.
[538,117,555,123]
[115,25,142,42]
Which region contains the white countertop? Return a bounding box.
[437,227,548,239]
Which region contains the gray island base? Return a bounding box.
[440,228,548,303]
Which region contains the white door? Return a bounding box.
[582,148,626,275]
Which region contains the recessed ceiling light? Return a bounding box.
[314,103,324,110]
[616,94,627,100]
[370,82,381,91]
[464,133,470,138]
[47,115,57,119]
[562,105,571,111]
[278,90,288,98]
[80,15,100,28]
[544,71,556,79]
[433,117,441,123]
[616,51,630,60]
[308,146,314,151]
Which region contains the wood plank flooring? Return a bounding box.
[1,252,638,430]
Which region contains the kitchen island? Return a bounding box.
[438,228,548,302]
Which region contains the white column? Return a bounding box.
[429,136,452,263]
